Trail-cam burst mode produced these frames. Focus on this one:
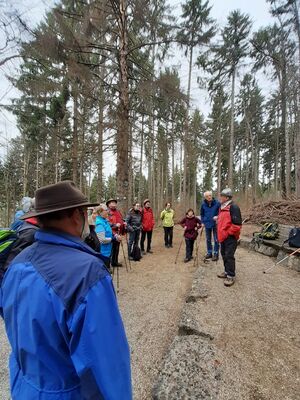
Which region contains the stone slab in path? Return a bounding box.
[152,335,220,400]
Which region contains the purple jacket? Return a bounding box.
[180,216,201,240]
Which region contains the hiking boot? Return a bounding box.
[184,258,191,263]
[212,254,219,261]
[217,271,227,279]
[205,254,212,260]
[224,277,235,287]
[165,244,169,248]
[169,244,173,248]
[147,250,153,254]
[142,251,146,255]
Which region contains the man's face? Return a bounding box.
[134,203,140,211]
[220,195,228,204]
[205,194,212,202]
[109,201,117,209]
[76,207,90,239]
[166,203,170,209]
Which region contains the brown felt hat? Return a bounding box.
[106,198,118,207]
[20,180,99,219]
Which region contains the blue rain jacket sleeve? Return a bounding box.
[200,199,220,229]
[68,274,132,400]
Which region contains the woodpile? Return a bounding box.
[245,200,300,226]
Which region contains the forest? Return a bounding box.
[0,0,299,224]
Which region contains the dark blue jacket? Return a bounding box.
[0,230,132,400]
[200,199,220,229]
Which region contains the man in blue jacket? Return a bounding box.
[0,180,132,400]
[200,190,220,261]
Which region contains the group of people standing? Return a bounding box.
[89,189,242,288]
[89,198,156,270]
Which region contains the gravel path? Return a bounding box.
[196,244,300,400]
[1,229,299,400]
[0,227,194,399]
[0,317,10,399]
[116,227,195,399]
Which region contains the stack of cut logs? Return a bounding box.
[245,200,300,226]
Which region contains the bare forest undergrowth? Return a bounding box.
[0,228,300,399]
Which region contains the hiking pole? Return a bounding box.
[263,247,300,274]
[116,262,120,292]
[125,233,132,270]
[193,227,202,268]
[120,240,129,272]
[175,236,184,265]
[193,235,199,268]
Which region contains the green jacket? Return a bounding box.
[160,209,175,227]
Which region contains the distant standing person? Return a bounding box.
[126,203,142,260]
[107,198,125,267]
[217,188,242,287]
[200,191,220,261]
[95,204,122,269]
[180,209,201,263]
[140,199,155,255]
[160,202,175,248]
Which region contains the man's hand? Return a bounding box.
[116,223,121,228]
[115,234,122,242]
[213,216,218,222]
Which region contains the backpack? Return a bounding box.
[0,230,18,281]
[131,245,142,261]
[283,228,300,248]
[253,223,279,240]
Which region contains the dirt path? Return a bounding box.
[1,229,299,400]
[196,244,300,400]
[116,227,195,399]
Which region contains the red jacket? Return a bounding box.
[180,216,201,240]
[108,208,125,234]
[142,207,155,232]
[217,202,242,243]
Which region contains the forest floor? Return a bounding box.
[190,245,300,400]
[0,227,300,399]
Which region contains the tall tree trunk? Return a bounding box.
[138,115,144,201]
[72,85,79,185]
[97,98,104,201]
[282,66,291,197]
[179,142,183,202]
[183,44,194,209]
[245,130,249,207]
[250,126,256,204]
[217,120,222,195]
[228,68,236,188]
[36,145,39,190]
[128,114,133,207]
[292,0,300,197]
[115,0,129,213]
[171,126,175,205]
